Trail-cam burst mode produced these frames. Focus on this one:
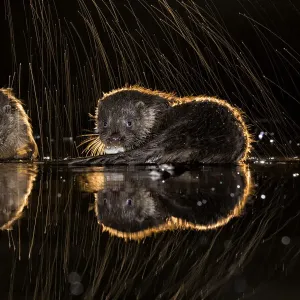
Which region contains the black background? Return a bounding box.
[0,0,300,158]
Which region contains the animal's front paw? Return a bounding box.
[89,153,127,165]
[68,153,128,166]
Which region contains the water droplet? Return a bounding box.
[68,272,81,283]
[258,132,264,139]
[70,282,84,296]
[281,236,290,245]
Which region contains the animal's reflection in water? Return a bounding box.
[77,165,252,240]
[0,163,37,230]
[2,164,299,299]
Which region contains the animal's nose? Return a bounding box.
[111,133,121,141]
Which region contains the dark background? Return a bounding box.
[0,0,300,158]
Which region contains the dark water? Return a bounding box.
[0,162,300,299]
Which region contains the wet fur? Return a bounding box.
[71,86,251,165]
[0,88,38,160]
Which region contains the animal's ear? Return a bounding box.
[136,101,145,110]
[3,105,11,114]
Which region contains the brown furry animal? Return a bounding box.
[0,88,38,160]
[70,86,252,165]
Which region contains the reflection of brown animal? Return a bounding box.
[0,88,38,160]
[71,85,252,165]
[0,164,38,230]
[78,165,253,240]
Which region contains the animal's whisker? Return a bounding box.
[77,136,99,148]
[82,139,99,155]
[81,137,105,156]
[78,133,99,137]
[91,141,104,156]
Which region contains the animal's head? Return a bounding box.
[96,88,170,152]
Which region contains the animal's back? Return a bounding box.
[159,99,250,163]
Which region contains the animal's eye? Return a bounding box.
[103,198,107,204]
[103,121,108,128]
[126,121,132,127]
[126,199,132,206]
[3,105,11,114]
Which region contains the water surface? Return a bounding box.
[0,162,299,299]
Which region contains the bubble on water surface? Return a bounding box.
[70,282,84,296]
[281,236,290,245]
[68,272,81,283]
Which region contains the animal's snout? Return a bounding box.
[107,133,122,145]
[111,133,121,141]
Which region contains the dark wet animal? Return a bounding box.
[70,86,251,165]
[0,88,38,160]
